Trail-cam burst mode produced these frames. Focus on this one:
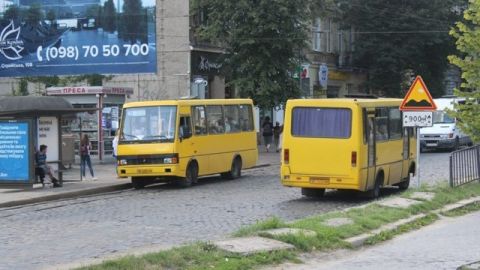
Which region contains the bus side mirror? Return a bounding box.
[179,126,192,142]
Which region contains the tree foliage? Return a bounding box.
[196,0,311,109]
[25,4,43,25]
[103,0,116,33]
[3,5,21,21]
[449,0,480,142]
[337,0,465,97]
[120,0,147,43]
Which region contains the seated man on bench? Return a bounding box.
[35,144,61,188]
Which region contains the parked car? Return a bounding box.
[420,96,473,152]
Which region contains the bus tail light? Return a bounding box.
[284,149,290,164]
[351,151,357,167]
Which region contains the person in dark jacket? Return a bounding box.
[35,144,61,187]
[262,116,274,152]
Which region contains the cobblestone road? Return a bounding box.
[0,152,450,270]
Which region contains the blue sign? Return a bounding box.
[0,122,30,182]
[319,64,328,88]
[0,1,156,77]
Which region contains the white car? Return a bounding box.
[419,97,472,152]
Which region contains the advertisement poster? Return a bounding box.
[0,121,30,182]
[0,0,156,77]
[37,117,59,172]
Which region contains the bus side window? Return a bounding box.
[239,105,254,131]
[375,107,389,141]
[192,106,207,135]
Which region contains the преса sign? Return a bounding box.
[0,0,156,77]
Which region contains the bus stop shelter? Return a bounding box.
[0,96,93,188]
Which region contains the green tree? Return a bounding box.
[15,79,29,96]
[3,5,21,21]
[26,4,43,25]
[46,9,56,23]
[103,0,116,33]
[121,0,145,43]
[86,5,103,28]
[196,0,310,109]
[337,0,465,97]
[449,0,480,142]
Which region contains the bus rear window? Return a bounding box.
[292,107,351,138]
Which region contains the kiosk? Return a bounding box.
[46,86,133,161]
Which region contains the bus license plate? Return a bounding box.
[309,177,329,184]
[137,169,152,174]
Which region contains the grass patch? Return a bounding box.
[78,242,297,270]
[233,217,286,237]
[77,182,480,270]
[442,201,480,217]
[364,214,439,245]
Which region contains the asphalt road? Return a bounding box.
[0,151,451,270]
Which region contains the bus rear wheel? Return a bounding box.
[301,188,325,198]
[179,162,198,188]
[366,174,383,199]
[221,157,242,180]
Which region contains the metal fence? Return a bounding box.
[450,145,480,187]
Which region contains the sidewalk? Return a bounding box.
[267,211,480,270]
[0,150,277,208]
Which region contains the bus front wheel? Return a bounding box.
[221,157,242,180]
[179,162,198,188]
[301,188,325,198]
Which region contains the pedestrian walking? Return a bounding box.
[112,133,119,175]
[80,134,97,180]
[273,121,283,152]
[262,116,274,152]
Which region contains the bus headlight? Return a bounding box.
[119,159,128,165]
[163,154,178,164]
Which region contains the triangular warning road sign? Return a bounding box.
[400,76,436,111]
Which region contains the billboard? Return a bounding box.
[0,120,31,183]
[0,0,156,77]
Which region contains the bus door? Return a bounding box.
[402,127,411,179]
[365,113,376,191]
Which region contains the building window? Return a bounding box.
[313,18,321,52]
[326,19,332,53]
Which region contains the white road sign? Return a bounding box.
[403,111,433,127]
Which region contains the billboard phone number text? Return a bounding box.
[36,44,149,62]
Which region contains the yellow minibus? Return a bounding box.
[117,99,258,189]
[281,98,416,198]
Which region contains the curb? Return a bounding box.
[345,196,480,248]
[0,165,274,209]
[0,183,132,208]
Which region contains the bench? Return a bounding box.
[35,160,65,187]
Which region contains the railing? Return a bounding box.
[450,145,480,187]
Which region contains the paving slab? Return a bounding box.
[409,192,435,201]
[377,197,422,209]
[261,228,317,237]
[323,217,354,227]
[213,236,294,255]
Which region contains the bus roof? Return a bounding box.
[122,98,254,108]
[286,98,403,108]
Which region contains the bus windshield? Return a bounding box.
[433,111,455,124]
[121,106,177,143]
